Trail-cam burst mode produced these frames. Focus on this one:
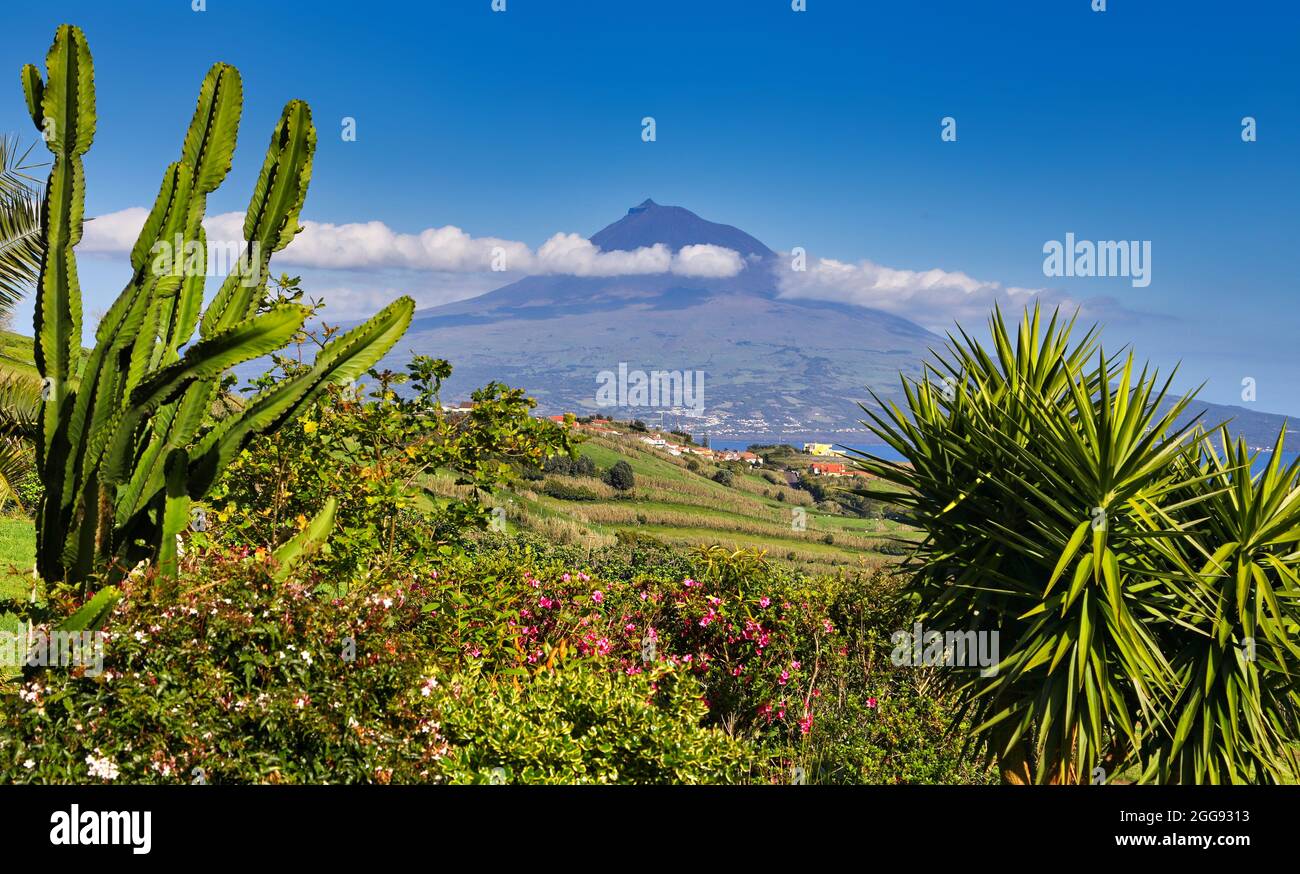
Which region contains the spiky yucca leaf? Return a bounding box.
[849,304,1300,784]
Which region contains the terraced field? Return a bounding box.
[503,431,916,576]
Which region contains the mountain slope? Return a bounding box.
[396,200,935,437]
[380,201,1297,445]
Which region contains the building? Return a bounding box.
[810,462,848,477]
[803,442,834,456]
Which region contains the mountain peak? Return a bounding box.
[590,200,774,258]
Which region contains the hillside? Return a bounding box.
[457,421,918,577]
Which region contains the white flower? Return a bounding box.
[22,759,34,770]
[301,651,313,666]
[419,677,438,697]
[85,751,120,781]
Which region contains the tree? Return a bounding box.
[712,468,733,486]
[0,136,43,512]
[0,135,41,319]
[605,460,635,491]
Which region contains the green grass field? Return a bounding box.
[0,515,36,659]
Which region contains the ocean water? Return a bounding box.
[706,438,906,462]
[705,440,1299,474]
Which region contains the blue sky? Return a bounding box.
[3,0,1299,411]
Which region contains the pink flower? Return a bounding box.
[595,637,612,656]
[578,572,590,582]
[538,597,553,609]
[562,573,571,583]
[778,670,790,685]
[791,660,801,670]
[866,697,878,709]
[799,713,814,735]
[591,590,604,605]
[759,596,770,608]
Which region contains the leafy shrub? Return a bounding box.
[604,460,635,491]
[0,550,747,784]
[712,468,734,486]
[430,661,752,784]
[210,352,569,577]
[541,480,602,501]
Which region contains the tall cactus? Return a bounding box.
[23,26,413,589]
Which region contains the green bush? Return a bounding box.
[430,661,752,784]
[604,460,635,491]
[541,479,602,501]
[0,549,748,784]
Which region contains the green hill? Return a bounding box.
[470,425,916,577]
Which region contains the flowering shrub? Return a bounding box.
[208,347,571,579]
[0,550,748,784]
[407,536,988,782]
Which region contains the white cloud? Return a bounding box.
[673,244,746,278]
[77,208,745,279]
[80,207,152,253]
[776,254,1064,330]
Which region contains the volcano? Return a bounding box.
[391,199,937,439]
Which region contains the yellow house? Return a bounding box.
[802,442,834,456]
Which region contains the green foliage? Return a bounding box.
[712,468,734,486]
[430,661,752,784]
[604,459,635,491]
[542,453,595,477]
[0,556,449,783]
[0,136,44,315]
[20,26,413,590]
[0,543,752,784]
[541,479,601,501]
[208,351,571,578]
[854,304,1300,784]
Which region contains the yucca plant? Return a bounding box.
[1136,428,1300,782]
[852,304,1300,783]
[21,25,413,603]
